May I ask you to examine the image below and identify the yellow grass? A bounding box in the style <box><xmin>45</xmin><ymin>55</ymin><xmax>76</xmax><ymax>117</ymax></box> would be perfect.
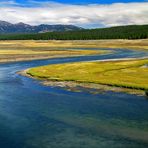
<box><xmin>0</xmin><ymin>41</ymin><xmax>109</xmax><ymax>63</ymax></box>
<box><xmin>0</xmin><ymin>39</ymin><xmax>148</xmax><ymax>50</ymax></box>
<box><xmin>0</xmin><ymin>49</ymin><xmax>106</xmax><ymax>55</ymax></box>
<box><xmin>27</xmin><ymin>59</ymin><xmax>148</xmax><ymax>90</ymax></box>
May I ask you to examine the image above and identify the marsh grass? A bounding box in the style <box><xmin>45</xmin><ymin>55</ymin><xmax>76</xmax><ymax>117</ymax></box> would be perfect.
<box><xmin>27</xmin><ymin>59</ymin><xmax>148</xmax><ymax>91</ymax></box>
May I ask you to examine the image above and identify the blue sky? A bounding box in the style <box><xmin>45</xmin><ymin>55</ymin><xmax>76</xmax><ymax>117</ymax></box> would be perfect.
<box><xmin>15</xmin><ymin>0</ymin><xmax>146</xmax><ymax>5</ymax></box>
<box><xmin>0</xmin><ymin>0</ymin><xmax>148</xmax><ymax>28</ymax></box>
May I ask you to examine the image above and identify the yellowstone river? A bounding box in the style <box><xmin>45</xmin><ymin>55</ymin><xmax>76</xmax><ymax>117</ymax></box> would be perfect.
<box><xmin>0</xmin><ymin>48</ymin><xmax>148</xmax><ymax>148</ymax></box>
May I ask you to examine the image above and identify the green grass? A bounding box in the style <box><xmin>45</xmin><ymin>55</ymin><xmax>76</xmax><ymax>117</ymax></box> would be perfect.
<box><xmin>27</xmin><ymin>59</ymin><xmax>148</xmax><ymax>90</ymax></box>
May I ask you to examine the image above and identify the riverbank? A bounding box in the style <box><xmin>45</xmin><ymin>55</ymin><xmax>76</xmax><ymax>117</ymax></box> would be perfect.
<box><xmin>21</xmin><ymin>58</ymin><xmax>148</xmax><ymax>95</ymax></box>
<box><xmin>19</xmin><ymin>69</ymin><xmax>145</xmax><ymax>96</ymax></box>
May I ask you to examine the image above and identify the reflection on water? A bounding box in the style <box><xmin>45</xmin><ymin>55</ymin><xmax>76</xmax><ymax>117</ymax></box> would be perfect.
<box><xmin>0</xmin><ymin>48</ymin><xmax>148</xmax><ymax>148</ymax></box>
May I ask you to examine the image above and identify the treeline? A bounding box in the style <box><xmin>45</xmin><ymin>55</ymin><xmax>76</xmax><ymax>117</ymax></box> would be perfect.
<box><xmin>0</xmin><ymin>25</ymin><xmax>148</xmax><ymax>40</ymax></box>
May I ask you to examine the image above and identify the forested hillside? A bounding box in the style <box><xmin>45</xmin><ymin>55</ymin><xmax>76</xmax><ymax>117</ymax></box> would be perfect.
<box><xmin>0</xmin><ymin>25</ymin><xmax>147</xmax><ymax>40</ymax></box>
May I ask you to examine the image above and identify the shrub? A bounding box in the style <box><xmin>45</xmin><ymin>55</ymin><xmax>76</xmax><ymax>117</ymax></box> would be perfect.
<box><xmin>145</xmin><ymin>90</ymin><xmax>148</xmax><ymax>96</ymax></box>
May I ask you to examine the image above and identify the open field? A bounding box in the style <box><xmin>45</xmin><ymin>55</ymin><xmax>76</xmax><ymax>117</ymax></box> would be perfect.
<box><xmin>26</xmin><ymin>59</ymin><xmax>148</xmax><ymax>93</ymax></box>
<box><xmin>0</xmin><ymin>41</ymin><xmax>109</xmax><ymax>63</ymax></box>
<box><xmin>0</xmin><ymin>39</ymin><xmax>148</xmax><ymax>50</ymax></box>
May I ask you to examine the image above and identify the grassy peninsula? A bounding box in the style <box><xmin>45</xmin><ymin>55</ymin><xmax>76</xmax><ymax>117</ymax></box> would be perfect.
<box><xmin>26</xmin><ymin>58</ymin><xmax>148</xmax><ymax>93</ymax></box>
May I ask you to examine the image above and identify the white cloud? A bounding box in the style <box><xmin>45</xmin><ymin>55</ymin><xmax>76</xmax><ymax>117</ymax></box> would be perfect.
<box><xmin>0</xmin><ymin>1</ymin><xmax>148</xmax><ymax>28</ymax></box>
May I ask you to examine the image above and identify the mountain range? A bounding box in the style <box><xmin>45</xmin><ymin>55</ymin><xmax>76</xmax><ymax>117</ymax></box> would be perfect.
<box><xmin>0</xmin><ymin>21</ymin><xmax>83</xmax><ymax>34</ymax></box>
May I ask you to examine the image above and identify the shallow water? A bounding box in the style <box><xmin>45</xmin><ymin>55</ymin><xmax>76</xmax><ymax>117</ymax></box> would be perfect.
<box><xmin>0</xmin><ymin>48</ymin><xmax>148</xmax><ymax>148</ymax></box>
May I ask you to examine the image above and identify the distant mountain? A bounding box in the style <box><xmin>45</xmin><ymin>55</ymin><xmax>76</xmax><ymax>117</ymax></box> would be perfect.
<box><xmin>0</xmin><ymin>20</ymin><xmax>83</xmax><ymax>34</ymax></box>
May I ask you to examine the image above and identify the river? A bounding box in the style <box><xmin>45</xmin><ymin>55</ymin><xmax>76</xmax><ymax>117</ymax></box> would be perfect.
<box><xmin>0</xmin><ymin>48</ymin><xmax>148</xmax><ymax>148</ymax></box>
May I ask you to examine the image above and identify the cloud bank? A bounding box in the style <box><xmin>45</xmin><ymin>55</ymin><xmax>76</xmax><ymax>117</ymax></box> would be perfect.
<box><xmin>0</xmin><ymin>1</ymin><xmax>148</xmax><ymax>28</ymax></box>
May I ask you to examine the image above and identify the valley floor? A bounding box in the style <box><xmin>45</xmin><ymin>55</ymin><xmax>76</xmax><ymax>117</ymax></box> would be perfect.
<box><xmin>1</xmin><ymin>39</ymin><xmax>148</xmax><ymax>94</ymax></box>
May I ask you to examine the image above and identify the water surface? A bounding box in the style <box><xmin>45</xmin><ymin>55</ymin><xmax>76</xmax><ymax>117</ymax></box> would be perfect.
<box><xmin>0</xmin><ymin>48</ymin><xmax>148</xmax><ymax>148</ymax></box>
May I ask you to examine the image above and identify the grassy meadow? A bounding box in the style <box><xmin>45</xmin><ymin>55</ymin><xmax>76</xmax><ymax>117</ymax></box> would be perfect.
<box><xmin>0</xmin><ymin>40</ymin><xmax>109</xmax><ymax>63</ymax></box>
<box><xmin>27</xmin><ymin>59</ymin><xmax>148</xmax><ymax>91</ymax></box>
<box><xmin>0</xmin><ymin>39</ymin><xmax>148</xmax><ymax>50</ymax></box>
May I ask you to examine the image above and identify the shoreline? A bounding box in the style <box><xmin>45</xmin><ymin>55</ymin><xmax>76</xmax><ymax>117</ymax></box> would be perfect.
<box><xmin>19</xmin><ymin>56</ymin><xmax>148</xmax><ymax>96</ymax></box>
<box><xmin>0</xmin><ymin>54</ymin><xmax>93</xmax><ymax>64</ymax></box>
<box><xmin>19</xmin><ymin>69</ymin><xmax>146</xmax><ymax>96</ymax></box>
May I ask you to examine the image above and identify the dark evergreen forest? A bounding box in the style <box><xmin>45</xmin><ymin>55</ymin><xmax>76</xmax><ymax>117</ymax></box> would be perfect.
<box><xmin>0</xmin><ymin>25</ymin><xmax>147</xmax><ymax>40</ymax></box>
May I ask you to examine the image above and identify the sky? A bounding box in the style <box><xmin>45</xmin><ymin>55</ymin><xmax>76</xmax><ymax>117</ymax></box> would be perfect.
<box><xmin>14</xmin><ymin>0</ymin><xmax>147</xmax><ymax>4</ymax></box>
<box><xmin>0</xmin><ymin>0</ymin><xmax>148</xmax><ymax>28</ymax></box>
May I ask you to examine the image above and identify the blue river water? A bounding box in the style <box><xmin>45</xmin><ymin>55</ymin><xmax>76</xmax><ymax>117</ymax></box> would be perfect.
<box><xmin>0</xmin><ymin>48</ymin><xmax>148</xmax><ymax>148</ymax></box>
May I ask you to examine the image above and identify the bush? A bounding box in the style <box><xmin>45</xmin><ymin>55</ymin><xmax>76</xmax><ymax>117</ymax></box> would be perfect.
<box><xmin>145</xmin><ymin>90</ymin><xmax>148</xmax><ymax>96</ymax></box>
